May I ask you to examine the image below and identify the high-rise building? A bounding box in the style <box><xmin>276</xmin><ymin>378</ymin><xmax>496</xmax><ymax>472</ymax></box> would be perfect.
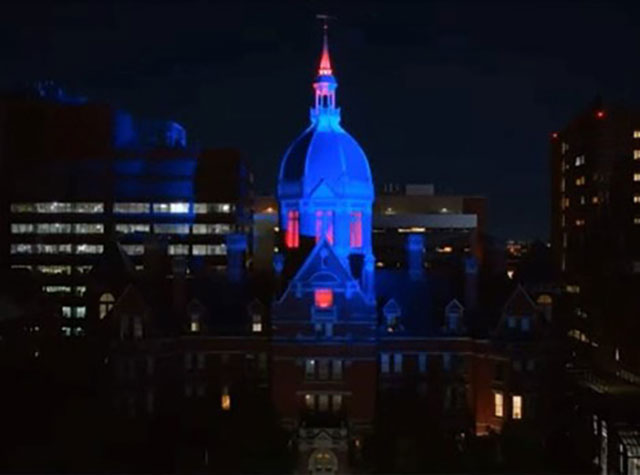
<box><xmin>550</xmin><ymin>100</ymin><xmax>640</xmax><ymax>474</ymax></box>
<box><xmin>0</xmin><ymin>84</ymin><xmax>252</xmax><ymax>335</ymax></box>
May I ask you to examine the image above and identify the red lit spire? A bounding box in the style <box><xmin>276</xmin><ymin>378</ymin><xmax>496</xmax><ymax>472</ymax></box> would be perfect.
<box><xmin>318</xmin><ymin>21</ymin><xmax>333</xmax><ymax>76</ymax></box>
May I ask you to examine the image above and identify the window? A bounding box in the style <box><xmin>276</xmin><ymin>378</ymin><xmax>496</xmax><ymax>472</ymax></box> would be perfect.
<box><xmin>192</xmin><ymin>244</ymin><xmax>226</xmax><ymax>256</ymax></box>
<box><xmin>190</xmin><ymin>311</ymin><xmax>200</xmax><ymax>333</ymax></box>
<box><xmin>314</xmin><ymin>289</ymin><xmax>333</xmax><ymax>309</ymax></box>
<box><xmin>11</xmin><ymin>223</ymin><xmax>34</xmax><ymax>233</ymax></box>
<box><xmin>575</xmin><ymin>155</ymin><xmax>585</xmax><ymax>166</ymax></box>
<box><xmin>318</xmin><ymin>359</ymin><xmax>329</xmax><ymax>380</ymax></box>
<box><xmin>251</xmin><ymin>313</ymin><xmax>262</xmax><ymax>333</ymax></box>
<box><xmin>221</xmin><ymin>386</ymin><xmax>231</xmax><ymax>411</ymax></box>
<box><xmin>635</xmin><ymin>173</ymin><xmax>640</xmax><ymax>182</ymax></box>
<box><xmin>37</xmin><ymin>265</ymin><xmax>71</xmax><ymax>275</ymax></box>
<box><xmin>512</xmin><ymin>395</ymin><xmax>523</xmax><ymax>419</ymax></box>
<box><xmin>115</xmin><ymin>223</ymin><xmax>150</xmax><ymax>233</ymax></box>
<box><xmin>575</xmin><ymin>176</ymin><xmax>586</xmax><ymax>186</ymax></box>
<box><xmin>315</xmin><ymin>210</ymin><xmax>334</xmax><ymax>244</ymax></box>
<box><xmin>75</xmin><ymin>244</ymin><xmax>103</xmax><ymax>254</ymax></box>
<box><xmin>285</xmin><ymin>210</ymin><xmax>299</xmax><ymax>248</ymax></box>
<box><xmin>318</xmin><ymin>394</ymin><xmax>329</xmax><ymax>412</ymax></box>
<box><xmin>418</xmin><ymin>353</ymin><xmax>428</xmax><ymax>373</ymax></box>
<box><xmin>133</xmin><ymin>317</ymin><xmax>143</xmax><ymax>339</ymax></box>
<box><xmin>393</xmin><ymin>353</ymin><xmax>403</xmax><ymax>373</ymax></box>
<box><xmin>152</xmin><ymin>202</ymin><xmax>190</xmax><ymax>214</ymax></box>
<box><xmin>443</xmin><ymin>353</ymin><xmax>451</xmax><ymax>371</ymax></box>
<box><xmin>168</xmin><ymin>244</ymin><xmax>189</xmax><ymax>256</ymax></box>
<box><xmin>192</xmin><ymin>223</ymin><xmax>231</xmax><ymax>235</ymax></box>
<box><xmin>43</xmin><ymin>286</ymin><xmax>72</xmax><ymax>294</ymax></box>
<box><xmin>194</xmin><ymin>203</ymin><xmax>232</xmax><ymax>214</ymax></box>
<box><xmin>494</xmin><ymin>391</ymin><xmax>504</xmax><ymax>417</ymax></box>
<box><xmin>380</xmin><ymin>353</ymin><xmax>390</xmax><ymax>374</ymax></box>
<box><xmin>114</xmin><ymin>202</ymin><xmax>150</xmax><ymax>214</ymax></box>
<box><xmin>10</xmin><ymin>244</ymin><xmax>32</xmax><ymax>254</ymax></box>
<box><xmin>635</xmin><ymin>195</ymin><xmax>640</xmax><ymax>204</ymax></box>
<box><xmin>634</xmin><ymin>131</ymin><xmax>640</xmax><ymax>139</ymax></box>
<box><xmin>332</xmin><ymin>360</ymin><xmax>343</xmax><ymax>380</ymax></box>
<box><xmin>521</xmin><ymin>316</ymin><xmax>531</xmax><ymax>332</ymax></box>
<box><xmin>508</xmin><ymin>316</ymin><xmax>516</xmax><ymax>328</ymax></box>
<box><xmin>74</xmin><ymin>223</ymin><xmax>104</xmax><ymax>234</ymax></box>
<box><xmin>305</xmin><ymin>394</ymin><xmax>315</xmax><ymax>410</ymax></box>
<box><xmin>99</xmin><ymin>293</ymin><xmax>115</xmax><ymax>319</ymax></box>
<box><xmin>305</xmin><ymin>359</ymin><xmax>316</xmax><ymax>379</ymax></box>
<box><xmin>332</xmin><ymin>394</ymin><xmax>342</xmax><ymax>412</ymax></box>
<box><xmin>154</xmin><ymin>223</ymin><xmax>190</xmax><ymax>234</ymax></box>
<box><xmin>12</xmin><ymin>202</ymin><xmax>104</xmax><ymax>213</ymax></box>
<box><xmin>121</xmin><ymin>245</ymin><xmax>144</xmax><ymax>256</ymax></box>
<box><xmin>635</xmin><ymin>150</ymin><xmax>640</xmax><ymax>159</ymax></box>
<box><xmin>635</xmin><ymin>217</ymin><xmax>640</xmax><ymax>225</ymax></box>
<box><xmin>350</xmin><ymin>211</ymin><xmax>363</xmax><ymax>248</ymax></box>
<box><xmin>76</xmin><ymin>265</ymin><xmax>93</xmax><ymax>274</ymax></box>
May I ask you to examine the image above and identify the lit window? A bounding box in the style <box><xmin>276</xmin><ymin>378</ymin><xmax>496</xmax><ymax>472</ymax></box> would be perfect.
<box><xmin>99</xmin><ymin>293</ymin><xmax>115</xmax><ymax>319</ymax></box>
<box><xmin>380</xmin><ymin>353</ymin><xmax>390</xmax><ymax>373</ymax></box>
<box><xmin>315</xmin><ymin>210</ymin><xmax>334</xmax><ymax>244</ymax></box>
<box><xmin>192</xmin><ymin>223</ymin><xmax>231</xmax><ymax>235</ymax></box>
<box><xmin>494</xmin><ymin>391</ymin><xmax>504</xmax><ymax>418</ymax></box>
<box><xmin>285</xmin><ymin>210</ymin><xmax>299</xmax><ymax>248</ymax></box>
<box><xmin>350</xmin><ymin>211</ymin><xmax>363</xmax><ymax>248</ymax></box>
<box><xmin>512</xmin><ymin>395</ymin><xmax>523</xmax><ymax>419</ymax></box>
<box><xmin>592</xmin><ymin>196</ymin><xmax>599</xmax><ymax>204</ymax></box>
<box><xmin>635</xmin><ymin>195</ymin><xmax>640</xmax><ymax>203</ymax></box>
<box><xmin>318</xmin><ymin>394</ymin><xmax>329</xmax><ymax>412</ymax></box>
<box><xmin>190</xmin><ymin>321</ymin><xmax>199</xmax><ymax>333</ymax></box>
<box><xmin>115</xmin><ymin>223</ymin><xmax>150</xmax><ymax>233</ymax></box>
<box><xmin>153</xmin><ymin>203</ymin><xmax>190</xmax><ymax>214</ymax></box>
<box><xmin>154</xmin><ymin>223</ymin><xmax>190</xmax><ymax>234</ymax></box>
<box><xmin>73</xmin><ymin>223</ymin><xmax>104</xmax><ymax>234</ymax></box>
<box><xmin>75</xmin><ymin>307</ymin><xmax>86</xmax><ymax>319</ymax></box>
<box><xmin>305</xmin><ymin>359</ymin><xmax>316</xmax><ymax>379</ymax></box>
<box><xmin>192</xmin><ymin>244</ymin><xmax>227</xmax><ymax>256</ymax></box>
<box><xmin>10</xmin><ymin>244</ymin><xmax>33</xmax><ymax>254</ymax></box>
<box><xmin>634</xmin><ymin>131</ymin><xmax>640</xmax><ymax>139</ymax></box>
<box><xmin>314</xmin><ymin>288</ymin><xmax>333</xmax><ymax>309</ymax></box>
<box><xmin>76</xmin><ymin>265</ymin><xmax>93</xmax><ymax>274</ymax></box>
<box><xmin>113</xmin><ymin>202</ymin><xmax>150</xmax><ymax>214</ymax></box>
<box><xmin>635</xmin><ymin>150</ymin><xmax>640</xmax><ymax>159</ymax></box>
<box><xmin>194</xmin><ymin>203</ymin><xmax>232</xmax><ymax>214</ymax></box>
<box><xmin>305</xmin><ymin>394</ymin><xmax>315</xmax><ymax>410</ymax></box>
<box><xmin>634</xmin><ymin>173</ymin><xmax>640</xmax><ymax>182</ymax></box>
<box><xmin>168</xmin><ymin>244</ymin><xmax>189</xmax><ymax>256</ymax></box>
<box><xmin>75</xmin><ymin>244</ymin><xmax>104</xmax><ymax>254</ymax></box>
<box><xmin>575</xmin><ymin>155</ymin><xmax>585</xmax><ymax>166</ymax></box>
<box><xmin>43</xmin><ymin>286</ymin><xmax>72</xmax><ymax>294</ymax></box>
<box><xmin>634</xmin><ymin>217</ymin><xmax>640</xmax><ymax>225</ymax></box>
<box><xmin>10</xmin><ymin>223</ymin><xmax>34</xmax><ymax>233</ymax></box>
<box><xmin>122</xmin><ymin>245</ymin><xmax>144</xmax><ymax>256</ymax></box>
<box><xmin>251</xmin><ymin>313</ymin><xmax>262</xmax><ymax>333</ymax></box>
<box><xmin>575</xmin><ymin>219</ymin><xmax>585</xmax><ymax>226</ymax></box>
<box><xmin>221</xmin><ymin>386</ymin><xmax>231</xmax><ymax>411</ymax></box>
<box><xmin>37</xmin><ymin>265</ymin><xmax>71</xmax><ymax>275</ymax></box>
<box><xmin>62</xmin><ymin>306</ymin><xmax>72</xmax><ymax>318</ymax></box>
<box><xmin>575</xmin><ymin>176</ymin><xmax>586</xmax><ymax>186</ymax></box>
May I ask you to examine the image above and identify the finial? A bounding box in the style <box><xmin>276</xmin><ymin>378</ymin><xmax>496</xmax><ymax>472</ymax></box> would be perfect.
<box><xmin>316</xmin><ymin>14</ymin><xmax>334</xmax><ymax>76</ymax></box>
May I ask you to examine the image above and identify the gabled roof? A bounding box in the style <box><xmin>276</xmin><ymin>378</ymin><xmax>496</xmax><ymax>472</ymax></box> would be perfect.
<box><xmin>288</xmin><ymin>239</ymin><xmax>354</xmax><ymax>288</ymax></box>
<box><xmin>502</xmin><ymin>285</ymin><xmax>537</xmax><ymax>316</ymax></box>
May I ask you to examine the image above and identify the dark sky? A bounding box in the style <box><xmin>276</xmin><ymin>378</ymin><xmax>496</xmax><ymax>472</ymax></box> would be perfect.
<box><xmin>3</xmin><ymin>0</ymin><xmax>640</xmax><ymax>239</ymax></box>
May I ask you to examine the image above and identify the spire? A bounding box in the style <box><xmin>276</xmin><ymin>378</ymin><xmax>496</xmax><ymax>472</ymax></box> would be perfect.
<box><xmin>318</xmin><ymin>22</ymin><xmax>333</xmax><ymax>76</ymax></box>
<box><xmin>311</xmin><ymin>15</ymin><xmax>339</xmax><ymax>125</ymax></box>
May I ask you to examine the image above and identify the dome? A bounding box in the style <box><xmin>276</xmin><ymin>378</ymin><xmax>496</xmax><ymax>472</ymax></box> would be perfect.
<box><xmin>277</xmin><ymin>121</ymin><xmax>374</xmax><ymax>200</ymax></box>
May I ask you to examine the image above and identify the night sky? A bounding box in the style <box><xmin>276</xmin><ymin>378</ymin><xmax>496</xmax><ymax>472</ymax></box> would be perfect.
<box><xmin>3</xmin><ymin>1</ymin><xmax>640</xmax><ymax>239</ymax></box>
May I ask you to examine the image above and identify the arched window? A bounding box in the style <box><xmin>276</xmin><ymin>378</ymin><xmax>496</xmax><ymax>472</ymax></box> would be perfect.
<box><xmin>99</xmin><ymin>293</ymin><xmax>115</xmax><ymax>319</ymax></box>
<box><xmin>309</xmin><ymin>449</ymin><xmax>338</xmax><ymax>475</ymax></box>
<box><xmin>315</xmin><ymin>210</ymin><xmax>334</xmax><ymax>244</ymax></box>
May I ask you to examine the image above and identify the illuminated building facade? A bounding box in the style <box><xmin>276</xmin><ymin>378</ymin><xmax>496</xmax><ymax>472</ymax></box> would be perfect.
<box><xmin>550</xmin><ymin>100</ymin><xmax>640</xmax><ymax>474</ymax></box>
<box><xmin>0</xmin><ymin>85</ymin><xmax>252</xmax><ymax>336</ymax></box>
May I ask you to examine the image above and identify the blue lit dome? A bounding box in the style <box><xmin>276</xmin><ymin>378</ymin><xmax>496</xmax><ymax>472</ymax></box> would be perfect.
<box><xmin>278</xmin><ymin>121</ymin><xmax>374</xmax><ymax>200</ymax></box>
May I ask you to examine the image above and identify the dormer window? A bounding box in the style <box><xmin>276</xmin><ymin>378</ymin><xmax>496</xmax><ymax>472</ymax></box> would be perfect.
<box><xmin>99</xmin><ymin>293</ymin><xmax>115</xmax><ymax>319</ymax></box>
<box><xmin>190</xmin><ymin>312</ymin><xmax>200</xmax><ymax>333</ymax></box>
<box><xmin>314</xmin><ymin>288</ymin><xmax>333</xmax><ymax>309</ymax></box>
<box><xmin>252</xmin><ymin>313</ymin><xmax>262</xmax><ymax>333</ymax></box>
<box><xmin>445</xmin><ymin>299</ymin><xmax>464</xmax><ymax>333</ymax></box>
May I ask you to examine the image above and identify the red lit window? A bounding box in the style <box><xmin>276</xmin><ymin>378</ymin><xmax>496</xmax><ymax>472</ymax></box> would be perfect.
<box><xmin>350</xmin><ymin>211</ymin><xmax>363</xmax><ymax>248</ymax></box>
<box><xmin>314</xmin><ymin>289</ymin><xmax>333</xmax><ymax>309</ymax></box>
<box><xmin>315</xmin><ymin>210</ymin><xmax>334</xmax><ymax>245</ymax></box>
<box><xmin>285</xmin><ymin>210</ymin><xmax>299</xmax><ymax>248</ymax></box>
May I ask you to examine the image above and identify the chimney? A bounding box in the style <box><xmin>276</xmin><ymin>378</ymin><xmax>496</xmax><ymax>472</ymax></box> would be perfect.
<box><xmin>406</xmin><ymin>233</ymin><xmax>425</xmax><ymax>280</ymax></box>
<box><xmin>226</xmin><ymin>233</ymin><xmax>247</xmax><ymax>282</ymax></box>
<box><xmin>464</xmin><ymin>256</ymin><xmax>478</xmax><ymax>310</ymax></box>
